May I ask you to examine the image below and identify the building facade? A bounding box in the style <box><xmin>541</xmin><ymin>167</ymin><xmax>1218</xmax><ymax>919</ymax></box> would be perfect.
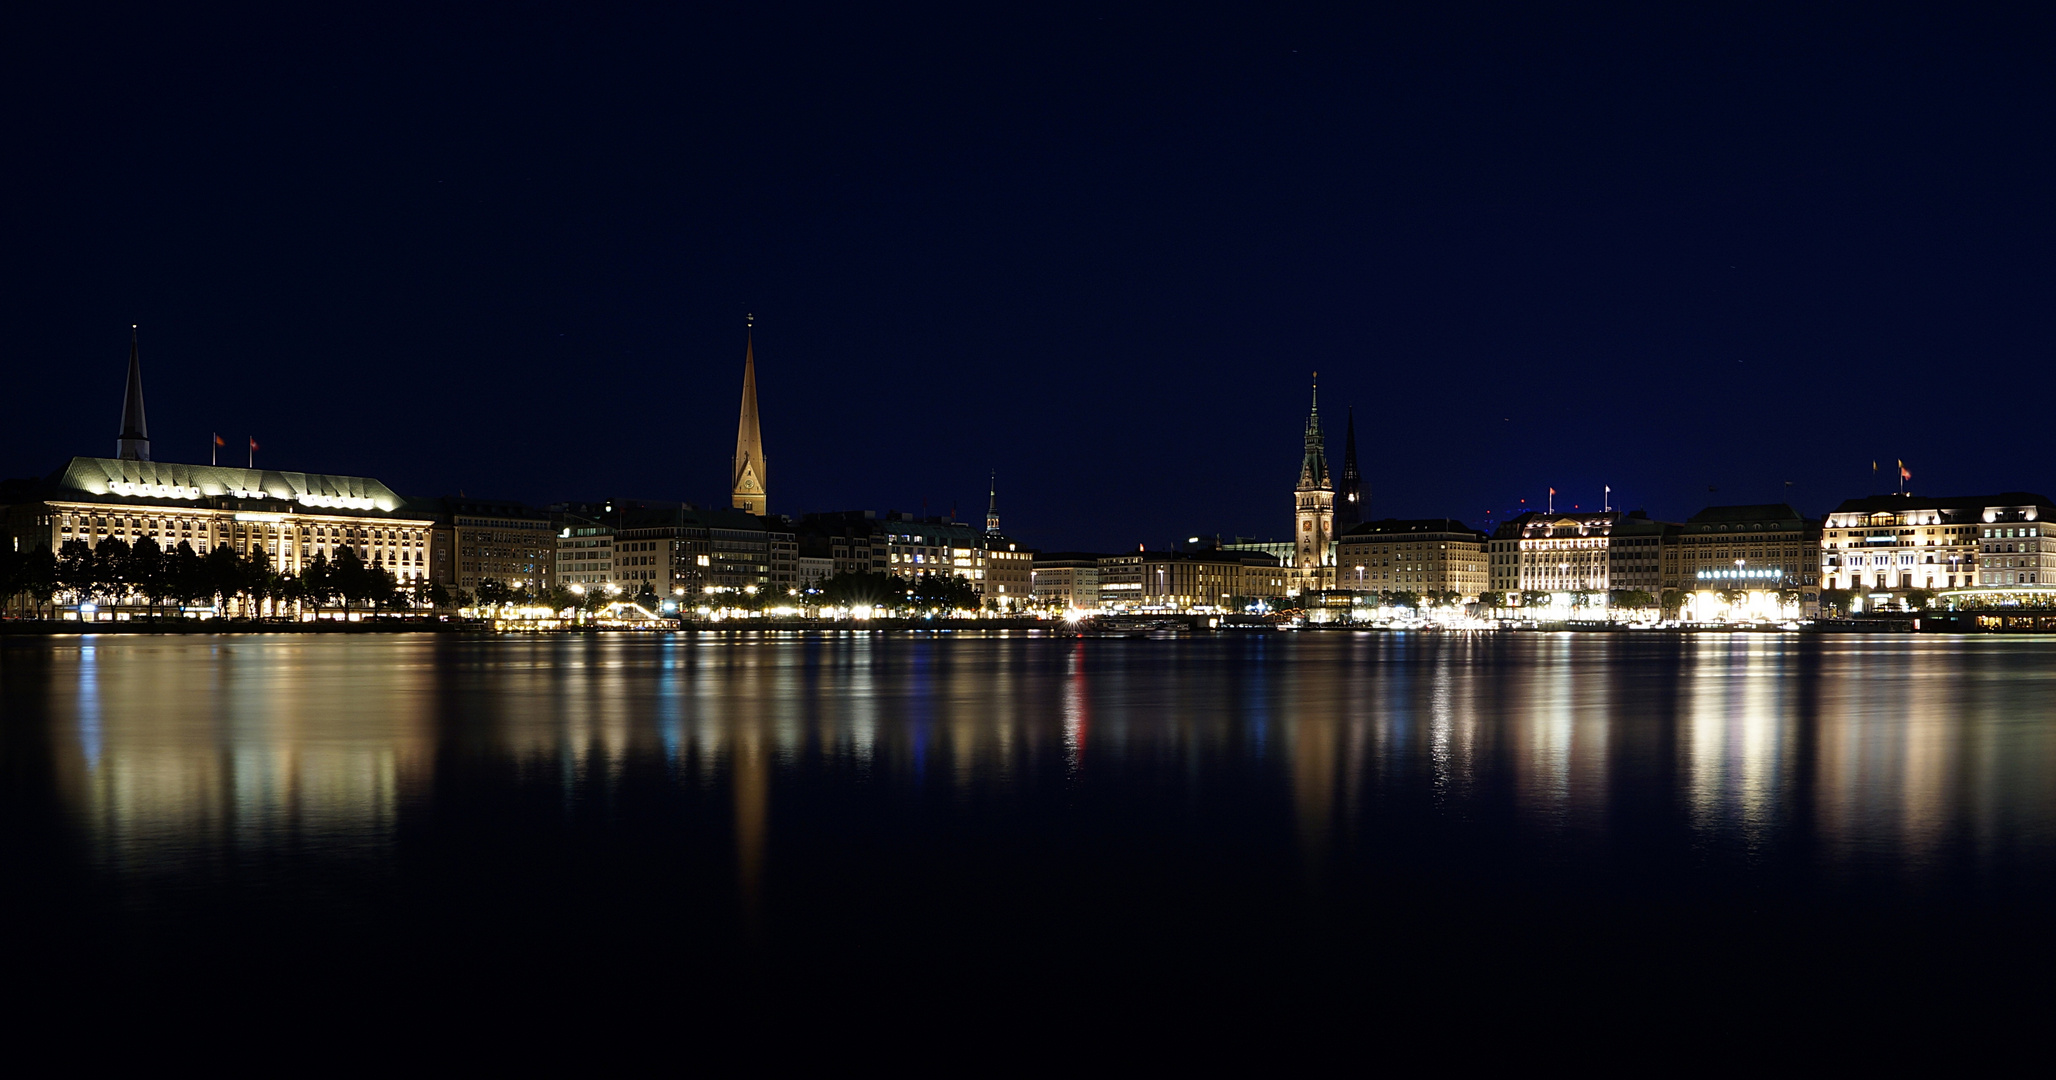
<box><xmin>1492</xmin><ymin>511</ymin><xmax>1639</xmax><ymax>597</ymax></box>
<box><xmin>1091</xmin><ymin>550</ymin><xmax>1286</xmax><ymax>612</ymax></box>
<box><xmin>419</xmin><ymin>497</ymin><xmax>554</xmax><ymax>596</ymax></box>
<box><xmin>1336</xmin><ymin>518</ymin><xmax>1490</xmax><ymax>601</ymax></box>
<box><xmin>1673</xmin><ymin>504</ymin><xmax>1820</xmax><ymax>601</ymax></box>
<box><xmin>1</xmin><ymin>343</ymin><xmax>434</xmax><ymax>615</ymax></box>
<box><xmin>554</xmin><ymin>521</ymin><xmax>615</xmax><ymax>587</ymax></box>
<box><xmin>1821</xmin><ymin>492</ymin><xmax>2054</xmax><ymax>597</ymax></box>
<box><xmin>1607</xmin><ymin>513</ymin><xmax>1675</xmax><ymax>597</ymax></box>
<box><xmin>1031</xmin><ymin>553</ymin><xmax>1103</xmax><ymax>610</ymax></box>
<box><xmin>5</xmin><ymin>458</ymin><xmax>435</xmax><ymax>604</ymax></box>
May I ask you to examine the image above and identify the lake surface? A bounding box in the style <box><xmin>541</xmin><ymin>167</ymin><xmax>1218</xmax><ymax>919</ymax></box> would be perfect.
<box><xmin>4</xmin><ymin>630</ymin><xmax>2053</xmax><ymax>1054</ymax></box>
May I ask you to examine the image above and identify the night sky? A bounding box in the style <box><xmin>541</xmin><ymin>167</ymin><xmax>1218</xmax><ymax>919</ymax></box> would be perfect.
<box><xmin>6</xmin><ymin>6</ymin><xmax>2051</xmax><ymax>551</ymax></box>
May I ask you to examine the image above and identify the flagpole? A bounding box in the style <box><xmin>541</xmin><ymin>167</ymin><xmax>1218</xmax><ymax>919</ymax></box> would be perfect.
<box><xmin>211</xmin><ymin>433</ymin><xmax>217</xmax><ymax>466</ymax></box>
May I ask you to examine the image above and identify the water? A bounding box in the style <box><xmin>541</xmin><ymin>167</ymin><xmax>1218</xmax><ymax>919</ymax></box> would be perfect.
<box><xmin>4</xmin><ymin>631</ymin><xmax>2053</xmax><ymax>1052</ymax></box>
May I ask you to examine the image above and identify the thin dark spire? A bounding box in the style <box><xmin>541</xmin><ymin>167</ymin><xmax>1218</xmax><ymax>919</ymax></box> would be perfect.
<box><xmin>116</xmin><ymin>324</ymin><xmax>151</xmax><ymax>461</ymax></box>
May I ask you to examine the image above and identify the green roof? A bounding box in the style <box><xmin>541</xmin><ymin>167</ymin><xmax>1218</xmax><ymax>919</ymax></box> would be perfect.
<box><xmin>54</xmin><ymin>456</ymin><xmax>410</xmax><ymax>514</ymax></box>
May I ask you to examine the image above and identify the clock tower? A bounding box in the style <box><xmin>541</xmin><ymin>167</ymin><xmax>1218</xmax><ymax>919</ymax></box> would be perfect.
<box><xmin>1294</xmin><ymin>375</ymin><xmax>1334</xmax><ymax>591</ymax></box>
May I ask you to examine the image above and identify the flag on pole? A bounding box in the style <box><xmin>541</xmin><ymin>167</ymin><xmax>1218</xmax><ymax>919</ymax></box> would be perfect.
<box><xmin>212</xmin><ymin>432</ymin><xmax>224</xmax><ymax>465</ymax></box>
<box><xmin>248</xmin><ymin>436</ymin><xmax>259</xmax><ymax>469</ymax></box>
<box><xmin>1899</xmin><ymin>460</ymin><xmax>1911</xmax><ymax>481</ymax></box>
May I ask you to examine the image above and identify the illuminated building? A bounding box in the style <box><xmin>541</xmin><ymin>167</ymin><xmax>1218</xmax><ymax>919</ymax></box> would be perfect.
<box><xmin>796</xmin><ymin>511</ymin><xmax>890</xmax><ymax>576</ymax></box>
<box><xmin>1491</xmin><ymin>511</ymin><xmax>1644</xmax><ymax>598</ymax></box>
<box><xmin>554</xmin><ymin>521</ymin><xmax>614</xmax><ymax>586</ymax></box>
<box><xmin>418</xmin><ymin>496</ymin><xmax>554</xmax><ymax>596</ymax></box>
<box><xmin>1606</xmin><ymin>513</ymin><xmax>1674</xmax><ymax>596</ymax></box>
<box><xmin>878</xmin><ymin>513</ymin><xmax>1025</xmax><ymax>608</ymax></box>
<box><xmin>731</xmin><ymin>326</ymin><xmax>768</xmax><ymax>515</ymax></box>
<box><xmin>1092</xmin><ymin>549</ymin><xmax>1285</xmax><ymax>612</ymax></box>
<box><xmin>1031</xmin><ymin>553</ymin><xmax>1102</xmax><ymax>609</ymax></box>
<box><xmin>1292</xmin><ymin>379</ymin><xmax>1336</xmax><ymax>591</ymax></box>
<box><xmin>1</xmin><ymin>334</ymin><xmax>433</xmax><ymax>616</ymax></box>
<box><xmin>1821</xmin><ymin>492</ymin><xmax>2054</xmax><ymax>598</ymax></box>
<box><xmin>1337</xmin><ymin>518</ymin><xmax>1489</xmax><ymax>600</ymax></box>
<box><xmin>1673</xmin><ymin>504</ymin><xmax>1819</xmax><ymax>593</ymax></box>
<box><xmin>983</xmin><ymin>540</ymin><xmax>1033</xmax><ymax>610</ymax></box>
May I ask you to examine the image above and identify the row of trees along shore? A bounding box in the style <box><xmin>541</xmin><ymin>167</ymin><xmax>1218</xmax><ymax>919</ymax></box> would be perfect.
<box><xmin>0</xmin><ymin>538</ymin><xmax>453</xmax><ymax>618</ymax></box>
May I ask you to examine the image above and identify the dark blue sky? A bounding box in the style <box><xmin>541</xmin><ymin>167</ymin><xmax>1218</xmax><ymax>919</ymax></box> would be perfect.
<box><xmin>5</xmin><ymin>5</ymin><xmax>2051</xmax><ymax>550</ymax></box>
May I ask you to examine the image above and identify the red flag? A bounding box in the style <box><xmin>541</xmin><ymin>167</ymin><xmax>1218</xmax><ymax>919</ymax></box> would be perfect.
<box><xmin>249</xmin><ymin>437</ymin><xmax>260</xmax><ymax>451</ymax></box>
<box><xmin>1899</xmin><ymin>461</ymin><xmax>1911</xmax><ymax>481</ymax></box>
<box><xmin>213</xmin><ymin>433</ymin><xmax>225</xmax><ymax>447</ymax></box>
<box><xmin>1548</xmin><ymin>487</ymin><xmax>1555</xmax><ymax>496</ymax></box>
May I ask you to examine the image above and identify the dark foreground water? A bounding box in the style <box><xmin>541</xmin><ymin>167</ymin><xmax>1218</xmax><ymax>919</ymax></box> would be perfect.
<box><xmin>4</xmin><ymin>631</ymin><xmax>2054</xmax><ymax>1058</ymax></box>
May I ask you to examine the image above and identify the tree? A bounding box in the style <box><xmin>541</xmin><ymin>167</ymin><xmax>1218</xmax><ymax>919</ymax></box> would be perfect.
<box><xmin>475</xmin><ymin>578</ymin><xmax>511</xmax><ymax>613</ymax></box>
<box><xmin>24</xmin><ymin>543</ymin><xmax>58</xmax><ymax>617</ymax></box>
<box><xmin>299</xmin><ymin>551</ymin><xmax>335</xmax><ymax>614</ymax></box>
<box><xmin>331</xmin><ymin>547</ymin><xmax>371</xmax><ymax>613</ymax></box>
<box><xmin>425</xmin><ymin>579</ymin><xmax>453</xmax><ymax>610</ymax></box>
<box><xmin>1660</xmin><ymin>589</ymin><xmax>1688</xmax><ymax>619</ymax></box>
<box><xmin>908</xmin><ymin>572</ymin><xmax>977</xmax><ymax>612</ymax></box>
<box><xmin>242</xmin><ymin>548</ymin><xmax>280</xmax><ymax>617</ymax></box>
<box><xmin>56</xmin><ymin>539</ymin><xmax>96</xmax><ymax>605</ymax></box>
<box><xmin>1904</xmin><ymin>588</ymin><xmax>1936</xmax><ymax>611</ymax></box>
<box><xmin>818</xmin><ymin>570</ymin><xmax>906</xmax><ymax>608</ymax></box>
<box><xmin>202</xmin><ymin>544</ymin><xmax>245</xmax><ymax>614</ymax></box>
<box><xmin>1611</xmin><ymin>589</ymin><xmax>1657</xmax><ymax>611</ymax></box>
<box><xmin>365</xmin><ymin>567</ymin><xmax>401</xmax><ymax>612</ymax></box>
<box><xmin>1477</xmin><ymin>590</ymin><xmax>1508</xmax><ymax>610</ymax></box>
<box><xmin>95</xmin><ymin>537</ymin><xmax>132</xmax><ymax>605</ymax></box>
<box><xmin>126</xmin><ymin>536</ymin><xmax>168</xmax><ymax>615</ymax></box>
<box><xmin>167</xmin><ymin>541</ymin><xmax>206</xmax><ymax>611</ymax></box>
<box><xmin>1384</xmin><ymin>590</ymin><xmax>1422</xmax><ymax>610</ymax></box>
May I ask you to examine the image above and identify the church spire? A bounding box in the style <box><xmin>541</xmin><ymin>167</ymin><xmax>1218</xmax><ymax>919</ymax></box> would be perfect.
<box><xmin>1335</xmin><ymin>405</ymin><xmax>1364</xmax><ymax>529</ymax></box>
<box><xmin>116</xmin><ymin>324</ymin><xmax>150</xmax><ymax>461</ymax></box>
<box><xmin>985</xmin><ymin>471</ymin><xmax>1001</xmax><ymax>534</ymax></box>
<box><xmin>1297</xmin><ymin>373</ymin><xmax>1329</xmax><ymax>491</ymax></box>
<box><xmin>731</xmin><ymin>316</ymin><xmax>767</xmax><ymax>515</ymax></box>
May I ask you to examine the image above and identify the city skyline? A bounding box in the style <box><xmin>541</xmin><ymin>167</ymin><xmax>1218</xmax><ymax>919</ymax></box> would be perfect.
<box><xmin>4</xmin><ymin>8</ymin><xmax>2051</xmax><ymax>552</ymax></box>
<box><xmin>6</xmin><ymin>324</ymin><xmax>2029</xmax><ymax>552</ymax></box>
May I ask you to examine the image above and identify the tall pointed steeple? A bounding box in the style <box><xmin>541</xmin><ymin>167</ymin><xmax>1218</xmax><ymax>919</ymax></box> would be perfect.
<box><xmin>116</xmin><ymin>325</ymin><xmax>150</xmax><ymax>461</ymax></box>
<box><xmin>985</xmin><ymin>471</ymin><xmax>1001</xmax><ymax>534</ymax></box>
<box><xmin>1293</xmin><ymin>373</ymin><xmax>1334</xmax><ymax>586</ymax></box>
<box><xmin>731</xmin><ymin>317</ymin><xmax>767</xmax><ymax>515</ymax></box>
<box><xmin>1335</xmin><ymin>405</ymin><xmax>1364</xmax><ymax>530</ymax></box>
<box><xmin>1297</xmin><ymin>376</ymin><xmax>1330</xmax><ymax>490</ymax></box>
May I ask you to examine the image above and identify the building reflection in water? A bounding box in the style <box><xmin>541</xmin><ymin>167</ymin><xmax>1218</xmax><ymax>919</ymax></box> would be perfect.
<box><xmin>14</xmin><ymin>632</ymin><xmax>2056</xmax><ymax>898</ymax></box>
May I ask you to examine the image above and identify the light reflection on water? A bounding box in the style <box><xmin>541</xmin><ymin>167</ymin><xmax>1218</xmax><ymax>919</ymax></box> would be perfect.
<box><xmin>9</xmin><ymin>631</ymin><xmax>2056</xmax><ymax>897</ymax></box>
